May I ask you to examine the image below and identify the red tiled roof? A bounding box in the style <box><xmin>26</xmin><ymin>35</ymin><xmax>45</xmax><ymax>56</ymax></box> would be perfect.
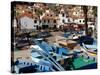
<box><xmin>42</xmin><ymin>16</ymin><xmax>58</xmax><ymax>20</ymax></box>
<box><xmin>16</xmin><ymin>11</ymin><xmax>39</xmax><ymax>19</ymax></box>
<box><xmin>42</xmin><ymin>12</ymin><xmax>58</xmax><ymax>20</ymax></box>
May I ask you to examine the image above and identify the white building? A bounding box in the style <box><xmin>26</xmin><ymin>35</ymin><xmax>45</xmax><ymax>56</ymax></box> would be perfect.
<box><xmin>77</xmin><ymin>18</ymin><xmax>85</xmax><ymax>25</ymax></box>
<box><xmin>58</xmin><ymin>9</ymin><xmax>70</xmax><ymax>26</ymax></box>
<box><xmin>20</xmin><ymin>16</ymin><xmax>36</xmax><ymax>30</ymax></box>
<box><xmin>19</xmin><ymin>12</ymin><xmax>40</xmax><ymax>32</ymax></box>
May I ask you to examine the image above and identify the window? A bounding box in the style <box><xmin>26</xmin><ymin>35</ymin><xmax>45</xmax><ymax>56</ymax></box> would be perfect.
<box><xmin>44</xmin><ymin>20</ymin><xmax>46</xmax><ymax>23</ymax></box>
<box><xmin>66</xmin><ymin>15</ymin><xmax>68</xmax><ymax>18</ymax></box>
<box><xmin>91</xmin><ymin>24</ymin><xmax>92</xmax><ymax>25</ymax></box>
<box><xmin>62</xmin><ymin>13</ymin><xmax>65</xmax><ymax>17</ymax></box>
<box><xmin>79</xmin><ymin>20</ymin><xmax>81</xmax><ymax>23</ymax></box>
<box><xmin>27</xmin><ymin>63</ymin><xmax>29</xmax><ymax>65</ymax></box>
<box><xmin>34</xmin><ymin>20</ymin><xmax>37</xmax><ymax>23</ymax></box>
<box><xmin>31</xmin><ymin>63</ymin><xmax>32</xmax><ymax>66</ymax></box>
<box><xmin>35</xmin><ymin>18</ymin><xmax>37</xmax><ymax>19</ymax></box>
<box><xmin>24</xmin><ymin>62</ymin><xmax>25</xmax><ymax>64</ymax></box>
<box><xmin>34</xmin><ymin>9</ymin><xmax>36</xmax><ymax>12</ymax></box>
<box><xmin>68</xmin><ymin>19</ymin><xmax>70</xmax><ymax>22</ymax></box>
<box><xmin>83</xmin><ymin>20</ymin><xmax>85</xmax><ymax>22</ymax></box>
<box><xmin>62</xmin><ymin>19</ymin><xmax>65</xmax><ymax>23</ymax></box>
<box><xmin>47</xmin><ymin>14</ymin><xmax>49</xmax><ymax>16</ymax></box>
<box><xmin>54</xmin><ymin>20</ymin><xmax>56</xmax><ymax>23</ymax></box>
<box><xmin>48</xmin><ymin>20</ymin><xmax>50</xmax><ymax>23</ymax></box>
<box><xmin>40</xmin><ymin>20</ymin><xmax>41</xmax><ymax>23</ymax></box>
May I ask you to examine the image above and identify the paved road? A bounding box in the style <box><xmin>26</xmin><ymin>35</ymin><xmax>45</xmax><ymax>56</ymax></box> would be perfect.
<box><xmin>14</xmin><ymin>49</ymin><xmax>32</xmax><ymax>62</ymax></box>
<box><xmin>47</xmin><ymin>31</ymin><xmax>63</xmax><ymax>43</ymax></box>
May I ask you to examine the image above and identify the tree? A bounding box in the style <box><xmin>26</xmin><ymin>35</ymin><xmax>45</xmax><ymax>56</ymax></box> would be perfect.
<box><xmin>35</xmin><ymin>9</ymin><xmax>44</xmax><ymax>16</ymax></box>
<box><xmin>82</xmin><ymin>6</ymin><xmax>88</xmax><ymax>35</ymax></box>
<box><xmin>92</xmin><ymin>6</ymin><xmax>97</xmax><ymax>39</ymax></box>
<box><xmin>93</xmin><ymin>6</ymin><xmax>97</xmax><ymax>17</ymax></box>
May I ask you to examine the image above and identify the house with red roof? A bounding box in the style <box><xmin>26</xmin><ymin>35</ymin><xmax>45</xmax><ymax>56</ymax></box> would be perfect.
<box><xmin>40</xmin><ymin>10</ymin><xmax>59</xmax><ymax>29</ymax></box>
<box><xmin>19</xmin><ymin>11</ymin><xmax>40</xmax><ymax>32</ymax></box>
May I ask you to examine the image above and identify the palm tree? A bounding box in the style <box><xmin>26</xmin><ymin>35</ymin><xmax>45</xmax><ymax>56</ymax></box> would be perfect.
<box><xmin>82</xmin><ymin>6</ymin><xmax>88</xmax><ymax>35</ymax></box>
<box><xmin>93</xmin><ymin>6</ymin><xmax>97</xmax><ymax>17</ymax></box>
<box><xmin>92</xmin><ymin>6</ymin><xmax>97</xmax><ymax>39</ymax></box>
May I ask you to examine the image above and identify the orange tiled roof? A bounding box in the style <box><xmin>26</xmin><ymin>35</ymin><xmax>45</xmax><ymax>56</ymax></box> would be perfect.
<box><xmin>42</xmin><ymin>10</ymin><xmax>59</xmax><ymax>20</ymax></box>
<box><xmin>16</xmin><ymin>11</ymin><xmax>39</xmax><ymax>19</ymax></box>
<box><xmin>42</xmin><ymin>16</ymin><xmax>58</xmax><ymax>20</ymax></box>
